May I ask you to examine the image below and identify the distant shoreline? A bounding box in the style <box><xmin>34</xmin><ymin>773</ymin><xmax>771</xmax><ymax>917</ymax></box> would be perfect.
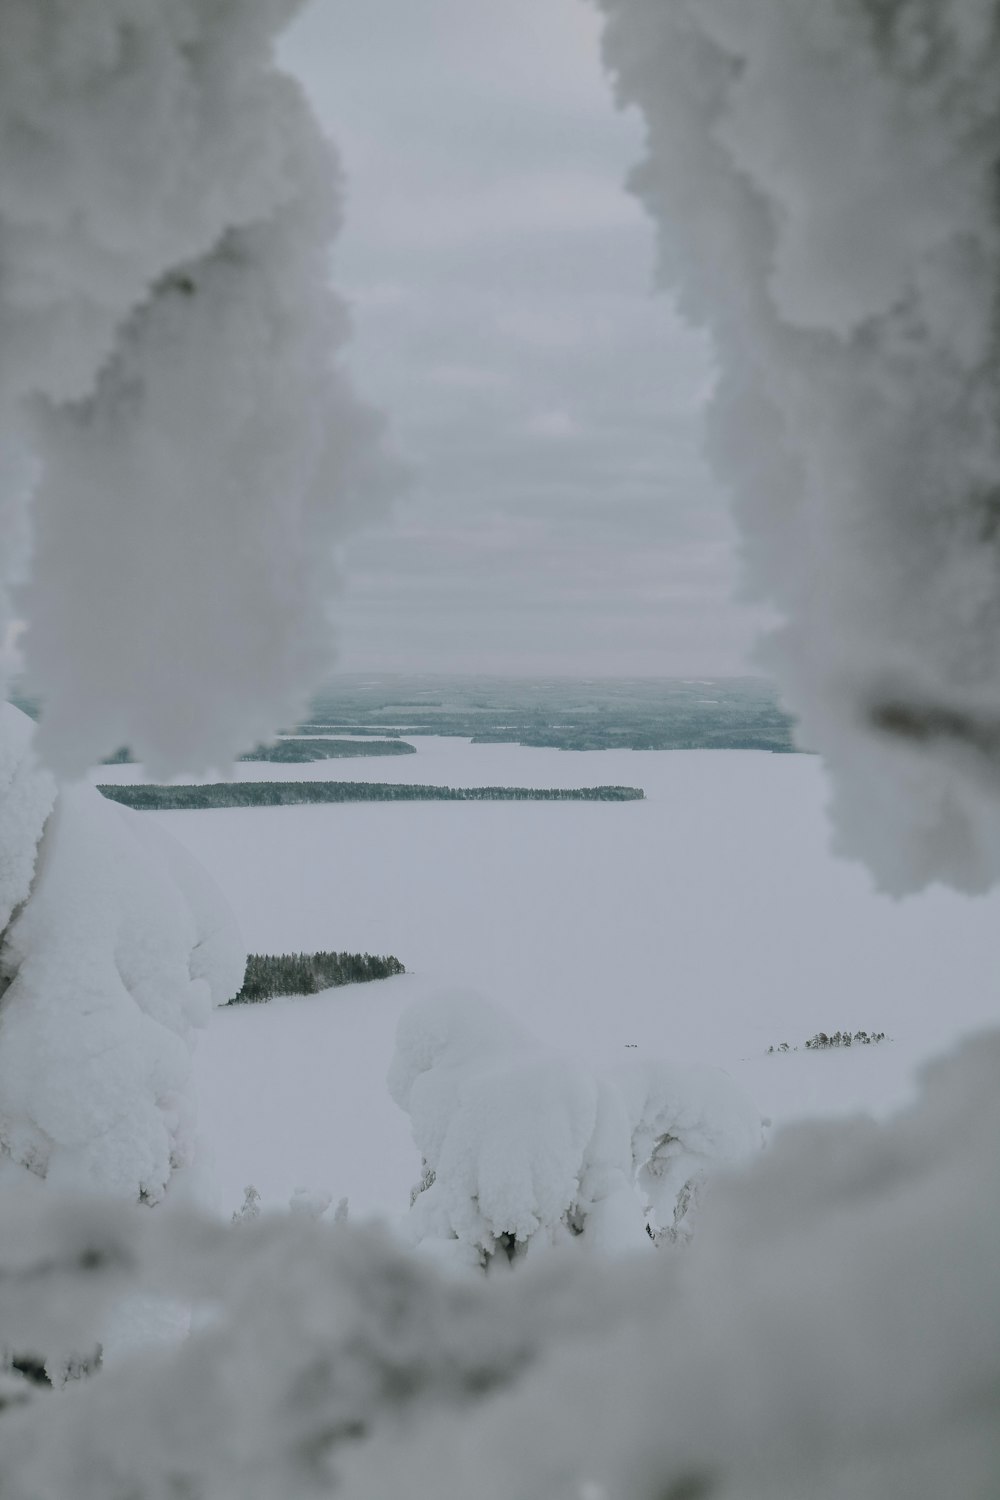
<box><xmin>293</xmin><ymin>675</ymin><xmax>798</xmax><ymax>754</ymax></box>
<box><xmin>10</xmin><ymin>674</ymin><xmax>800</xmax><ymax>756</ymax></box>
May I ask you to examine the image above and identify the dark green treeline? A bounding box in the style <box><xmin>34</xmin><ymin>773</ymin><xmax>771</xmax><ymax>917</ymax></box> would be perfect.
<box><xmin>99</xmin><ymin>782</ymin><xmax>646</xmax><ymax>809</ymax></box>
<box><xmin>231</xmin><ymin>950</ymin><xmax>405</xmax><ymax>1004</ymax></box>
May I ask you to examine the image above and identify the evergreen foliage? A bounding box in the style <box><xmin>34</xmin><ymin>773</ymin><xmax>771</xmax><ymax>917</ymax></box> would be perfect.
<box><xmin>230</xmin><ymin>949</ymin><xmax>405</xmax><ymax>1004</ymax></box>
<box><xmin>98</xmin><ymin>782</ymin><xmax>645</xmax><ymax>810</ymax></box>
<box><xmin>804</xmin><ymin>1029</ymin><xmax>887</xmax><ymax>1050</ymax></box>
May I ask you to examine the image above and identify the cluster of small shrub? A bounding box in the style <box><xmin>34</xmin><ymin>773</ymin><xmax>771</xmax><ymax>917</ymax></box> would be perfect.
<box><xmin>98</xmin><ymin>782</ymin><xmax>645</xmax><ymax>810</ymax></box>
<box><xmin>767</xmin><ymin>1030</ymin><xmax>887</xmax><ymax>1054</ymax></box>
<box><xmin>230</xmin><ymin>950</ymin><xmax>405</xmax><ymax>1004</ymax></box>
<box><xmin>805</xmin><ymin>1030</ymin><xmax>887</xmax><ymax>1049</ymax></box>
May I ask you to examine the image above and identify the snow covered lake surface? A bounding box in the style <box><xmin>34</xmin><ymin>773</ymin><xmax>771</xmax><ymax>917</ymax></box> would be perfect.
<box><xmin>104</xmin><ymin>738</ymin><xmax>1000</xmax><ymax>1224</ymax></box>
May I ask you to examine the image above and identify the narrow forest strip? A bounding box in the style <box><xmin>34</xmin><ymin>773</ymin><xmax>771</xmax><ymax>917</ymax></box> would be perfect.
<box><xmin>98</xmin><ymin>781</ymin><xmax>646</xmax><ymax>809</ymax></box>
<box><xmin>239</xmin><ymin>738</ymin><xmax>416</xmax><ymax>761</ymax></box>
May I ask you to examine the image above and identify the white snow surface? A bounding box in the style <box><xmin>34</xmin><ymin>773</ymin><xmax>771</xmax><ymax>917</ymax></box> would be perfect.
<box><xmin>112</xmin><ymin>736</ymin><xmax>1000</xmax><ymax>1221</ymax></box>
<box><xmin>598</xmin><ymin>0</ymin><xmax>1000</xmax><ymax>893</ymax></box>
<box><xmin>0</xmin><ymin>706</ymin><xmax>245</xmax><ymax>1200</ymax></box>
<box><xmin>0</xmin><ymin>0</ymin><xmax>396</xmax><ymax>775</ymax></box>
<box><xmin>2</xmin><ymin>740</ymin><xmax>998</xmax><ymax>1495</ymax></box>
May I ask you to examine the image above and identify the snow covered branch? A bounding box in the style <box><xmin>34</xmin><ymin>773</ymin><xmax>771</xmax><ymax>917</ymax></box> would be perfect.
<box><xmin>1</xmin><ymin>1030</ymin><xmax>997</xmax><ymax>1498</ymax></box>
<box><xmin>0</xmin><ymin>0</ymin><xmax>397</xmax><ymax>775</ymax></box>
<box><xmin>598</xmin><ymin>0</ymin><xmax>1000</xmax><ymax>892</ymax></box>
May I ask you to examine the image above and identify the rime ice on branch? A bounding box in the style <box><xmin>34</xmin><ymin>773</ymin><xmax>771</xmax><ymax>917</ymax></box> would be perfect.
<box><xmin>1</xmin><ymin>1030</ymin><xmax>998</xmax><ymax>1499</ymax></box>
<box><xmin>599</xmin><ymin>0</ymin><xmax>1000</xmax><ymax>892</ymax></box>
<box><xmin>0</xmin><ymin>0</ymin><xmax>397</xmax><ymax>776</ymax></box>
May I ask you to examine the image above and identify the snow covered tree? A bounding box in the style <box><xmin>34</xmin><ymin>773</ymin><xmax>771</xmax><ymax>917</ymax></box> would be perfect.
<box><xmin>0</xmin><ymin>716</ymin><xmax>245</xmax><ymax>1201</ymax></box>
<box><xmin>388</xmin><ymin>991</ymin><xmax>762</xmax><ymax>1266</ymax></box>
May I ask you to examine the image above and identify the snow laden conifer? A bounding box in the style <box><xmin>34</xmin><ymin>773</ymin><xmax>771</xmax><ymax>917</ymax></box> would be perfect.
<box><xmin>388</xmin><ymin>992</ymin><xmax>761</xmax><ymax>1266</ymax></box>
<box><xmin>0</xmin><ymin>703</ymin><xmax>245</xmax><ymax>1202</ymax></box>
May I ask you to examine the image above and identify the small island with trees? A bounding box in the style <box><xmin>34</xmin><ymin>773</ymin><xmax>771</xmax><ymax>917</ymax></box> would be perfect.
<box><xmin>230</xmin><ymin>949</ymin><xmax>406</xmax><ymax>1003</ymax></box>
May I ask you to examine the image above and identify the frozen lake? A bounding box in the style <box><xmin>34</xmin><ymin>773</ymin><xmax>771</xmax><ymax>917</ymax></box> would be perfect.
<box><xmin>132</xmin><ymin>739</ymin><xmax>1000</xmax><ymax>1220</ymax></box>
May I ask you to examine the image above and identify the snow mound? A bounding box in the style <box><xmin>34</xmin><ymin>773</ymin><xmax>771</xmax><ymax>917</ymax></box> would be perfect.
<box><xmin>0</xmin><ymin>706</ymin><xmax>244</xmax><ymax>1200</ymax></box>
<box><xmin>389</xmin><ymin>991</ymin><xmax>761</xmax><ymax>1263</ymax></box>
<box><xmin>599</xmin><ymin>0</ymin><xmax>1000</xmax><ymax>892</ymax></box>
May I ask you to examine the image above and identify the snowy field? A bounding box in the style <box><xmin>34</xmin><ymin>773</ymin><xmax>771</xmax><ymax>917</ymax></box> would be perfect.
<box><xmin>114</xmin><ymin>738</ymin><xmax>1000</xmax><ymax>1224</ymax></box>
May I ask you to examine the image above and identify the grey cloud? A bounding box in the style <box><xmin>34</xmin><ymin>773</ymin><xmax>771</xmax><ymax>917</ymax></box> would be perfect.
<box><xmin>281</xmin><ymin>0</ymin><xmax>769</xmax><ymax>675</ymax></box>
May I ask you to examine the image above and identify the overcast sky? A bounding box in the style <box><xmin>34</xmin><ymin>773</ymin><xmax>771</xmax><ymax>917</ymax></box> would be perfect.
<box><xmin>280</xmin><ymin>0</ymin><xmax>773</xmax><ymax>677</ymax></box>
